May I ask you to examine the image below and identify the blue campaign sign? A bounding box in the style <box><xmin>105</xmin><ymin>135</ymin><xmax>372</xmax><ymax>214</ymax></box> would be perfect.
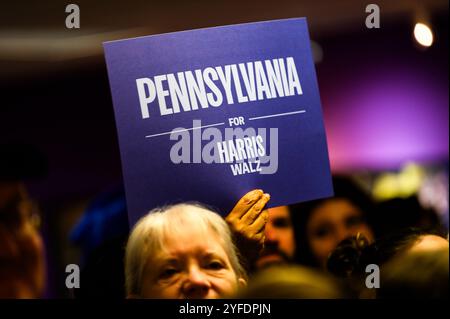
<box><xmin>103</xmin><ymin>18</ymin><xmax>333</xmax><ymax>226</ymax></box>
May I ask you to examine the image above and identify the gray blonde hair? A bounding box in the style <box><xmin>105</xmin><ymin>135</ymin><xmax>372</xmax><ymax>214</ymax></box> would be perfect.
<box><xmin>125</xmin><ymin>203</ymin><xmax>246</xmax><ymax>296</ymax></box>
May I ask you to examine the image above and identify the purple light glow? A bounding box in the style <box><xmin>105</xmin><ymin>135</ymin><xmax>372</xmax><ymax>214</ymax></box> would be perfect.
<box><xmin>322</xmin><ymin>67</ymin><xmax>449</xmax><ymax>172</ymax></box>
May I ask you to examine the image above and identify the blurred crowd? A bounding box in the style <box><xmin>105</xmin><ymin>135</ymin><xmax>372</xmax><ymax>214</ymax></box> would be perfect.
<box><xmin>0</xmin><ymin>143</ymin><xmax>448</xmax><ymax>299</ymax></box>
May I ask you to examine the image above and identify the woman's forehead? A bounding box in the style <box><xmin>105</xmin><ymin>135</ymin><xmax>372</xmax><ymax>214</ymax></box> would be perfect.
<box><xmin>156</xmin><ymin>219</ymin><xmax>222</xmax><ymax>253</ymax></box>
<box><xmin>308</xmin><ymin>199</ymin><xmax>363</xmax><ymax>225</ymax></box>
<box><xmin>151</xmin><ymin>237</ymin><xmax>228</xmax><ymax>267</ymax></box>
<box><xmin>163</xmin><ymin>224</ymin><xmax>220</xmax><ymax>247</ymax></box>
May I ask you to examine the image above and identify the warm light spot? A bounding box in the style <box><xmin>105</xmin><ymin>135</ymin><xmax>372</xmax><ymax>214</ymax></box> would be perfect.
<box><xmin>414</xmin><ymin>23</ymin><xmax>434</xmax><ymax>47</ymax></box>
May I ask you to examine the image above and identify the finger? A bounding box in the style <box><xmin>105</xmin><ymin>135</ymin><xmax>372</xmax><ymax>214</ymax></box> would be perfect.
<box><xmin>249</xmin><ymin>209</ymin><xmax>269</xmax><ymax>235</ymax></box>
<box><xmin>241</xmin><ymin>193</ymin><xmax>270</xmax><ymax>225</ymax></box>
<box><xmin>249</xmin><ymin>232</ymin><xmax>265</xmax><ymax>243</ymax></box>
<box><xmin>227</xmin><ymin>189</ymin><xmax>263</xmax><ymax>221</ymax></box>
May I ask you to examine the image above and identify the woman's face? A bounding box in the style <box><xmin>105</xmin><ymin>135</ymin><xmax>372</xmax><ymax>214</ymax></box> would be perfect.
<box><xmin>139</xmin><ymin>225</ymin><xmax>245</xmax><ymax>299</ymax></box>
<box><xmin>306</xmin><ymin>198</ymin><xmax>374</xmax><ymax>269</ymax></box>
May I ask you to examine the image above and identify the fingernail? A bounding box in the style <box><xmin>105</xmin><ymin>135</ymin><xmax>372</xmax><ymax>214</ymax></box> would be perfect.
<box><xmin>264</xmin><ymin>193</ymin><xmax>271</xmax><ymax>199</ymax></box>
<box><xmin>253</xmin><ymin>189</ymin><xmax>264</xmax><ymax>197</ymax></box>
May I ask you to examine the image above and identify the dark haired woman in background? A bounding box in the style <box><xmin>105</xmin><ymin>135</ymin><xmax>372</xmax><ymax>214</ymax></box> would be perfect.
<box><xmin>290</xmin><ymin>176</ymin><xmax>376</xmax><ymax>270</ymax></box>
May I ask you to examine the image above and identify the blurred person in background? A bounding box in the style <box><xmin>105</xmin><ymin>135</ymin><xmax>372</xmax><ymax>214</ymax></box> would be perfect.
<box><xmin>253</xmin><ymin>205</ymin><xmax>296</xmax><ymax>270</ymax></box>
<box><xmin>0</xmin><ymin>143</ymin><xmax>47</xmax><ymax>298</ymax></box>
<box><xmin>290</xmin><ymin>176</ymin><xmax>376</xmax><ymax>270</ymax></box>
<box><xmin>70</xmin><ymin>184</ymin><xmax>129</xmax><ymax>298</ymax></box>
<box><xmin>326</xmin><ymin>228</ymin><xmax>449</xmax><ymax>298</ymax></box>
<box><xmin>360</xmin><ymin>228</ymin><xmax>448</xmax><ymax>266</ymax></box>
<box><xmin>372</xmin><ymin>196</ymin><xmax>446</xmax><ymax>240</ymax></box>
<box><xmin>325</xmin><ymin>233</ymin><xmax>373</xmax><ymax>298</ymax></box>
<box><xmin>236</xmin><ymin>264</ymin><xmax>349</xmax><ymax>299</ymax></box>
<box><xmin>378</xmin><ymin>246</ymin><xmax>448</xmax><ymax>299</ymax></box>
<box><xmin>387</xmin><ymin>230</ymin><xmax>449</xmax><ymax>298</ymax></box>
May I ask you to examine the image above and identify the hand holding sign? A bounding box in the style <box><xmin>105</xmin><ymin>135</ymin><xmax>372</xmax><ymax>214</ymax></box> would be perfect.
<box><xmin>226</xmin><ymin>189</ymin><xmax>270</xmax><ymax>270</ymax></box>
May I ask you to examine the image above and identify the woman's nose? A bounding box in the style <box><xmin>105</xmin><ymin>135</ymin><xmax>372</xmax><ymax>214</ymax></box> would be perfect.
<box><xmin>336</xmin><ymin>226</ymin><xmax>355</xmax><ymax>244</ymax></box>
<box><xmin>264</xmin><ymin>225</ymin><xmax>279</xmax><ymax>243</ymax></box>
<box><xmin>182</xmin><ymin>266</ymin><xmax>211</xmax><ymax>298</ymax></box>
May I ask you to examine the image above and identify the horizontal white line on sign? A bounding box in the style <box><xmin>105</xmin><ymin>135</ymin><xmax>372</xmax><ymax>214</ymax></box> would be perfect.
<box><xmin>145</xmin><ymin>122</ymin><xmax>225</xmax><ymax>138</ymax></box>
<box><xmin>248</xmin><ymin>110</ymin><xmax>306</xmax><ymax>121</ymax></box>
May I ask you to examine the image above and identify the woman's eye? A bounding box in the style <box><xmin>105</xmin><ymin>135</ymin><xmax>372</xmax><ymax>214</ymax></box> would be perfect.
<box><xmin>160</xmin><ymin>268</ymin><xmax>178</xmax><ymax>279</ymax></box>
<box><xmin>314</xmin><ymin>226</ymin><xmax>331</xmax><ymax>238</ymax></box>
<box><xmin>346</xmin><ymin>215</ymin><xmax>363</xmax><ymax>227</ymax></box>
<box><xmin>272</xmin><ymin>217</ymin><xmax>291</xmax><ymax>228</ymax></box>
<box><xmin>207</xmin><ymin>261</ymin><xmax>224</xmax><ymax>270</ymax></box>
